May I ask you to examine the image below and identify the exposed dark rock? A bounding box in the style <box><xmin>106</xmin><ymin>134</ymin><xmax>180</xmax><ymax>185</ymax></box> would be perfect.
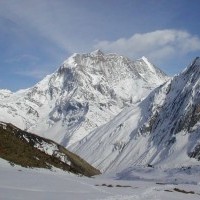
<box><xmin>0</xmin><ymin>122</ymin><xmax>101</xmax><ymax>177</ymax></box>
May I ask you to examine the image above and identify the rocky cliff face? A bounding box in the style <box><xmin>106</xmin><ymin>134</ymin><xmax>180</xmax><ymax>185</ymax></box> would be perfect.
<box><xmin>0</xmin><ymin>50</ymin><xmax>168</xmax><ymax>147</ymax></box>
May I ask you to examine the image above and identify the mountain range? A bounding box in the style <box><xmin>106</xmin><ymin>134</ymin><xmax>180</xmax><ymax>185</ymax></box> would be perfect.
<box><xmin>0</xmin><ymin>50</ymin><xmax>168</xmax><ymax>148</ymax></box>
<box><xmin>0</xmin><ymin>50</ymin><xmax>200</xmax><ymax>176</ymax></box>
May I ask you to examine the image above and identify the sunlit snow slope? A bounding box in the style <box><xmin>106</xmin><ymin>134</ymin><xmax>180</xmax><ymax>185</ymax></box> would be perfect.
<box><xmin>0</xmin><ymin>50</ymin><xmax>168</xmax><ymax>147</ymax></box>
<box><xmin>71</xmin><ymin>57</ymin><xmax>200</xmax><ymax>173</ymax></box>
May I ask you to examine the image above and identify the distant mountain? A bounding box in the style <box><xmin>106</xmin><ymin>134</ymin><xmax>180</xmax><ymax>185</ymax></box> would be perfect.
<box><xmin>71</xmin><ymin>57</ymin><xmax>200</xmax><ymax>174</ymax></box>
<box><xmin>0</xmin><ymin>50</ymin><xmax>168</xmax><ymax>147</ymax></box>
<box><xmin>0</xmin><ymin>121</ymin><xmax>100</xmax><ymax>177</ymax></box>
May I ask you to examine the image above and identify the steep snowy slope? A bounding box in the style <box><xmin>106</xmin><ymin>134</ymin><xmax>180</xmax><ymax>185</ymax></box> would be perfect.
<box><xmin>0</xmin><ymin>50</ymin><xmax>168</xmax><ymax>147</ymax></box>
<box><xmin>71</xmin><ymin>57</ymin><xmax>200</xmax><ymax>173</ymax></box>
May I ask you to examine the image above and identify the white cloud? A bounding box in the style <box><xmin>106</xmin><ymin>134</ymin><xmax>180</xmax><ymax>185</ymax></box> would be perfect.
<box><xmin>94</xmin><ymin>29</ymin><xmax>200</xmax><ymax>63</ymax></box>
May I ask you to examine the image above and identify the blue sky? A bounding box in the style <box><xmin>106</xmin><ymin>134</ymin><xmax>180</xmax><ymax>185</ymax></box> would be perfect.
<box><xmin>0</xmin><ymin>0</ymin><xmax>200</xmax><ymax>91</ymax></box>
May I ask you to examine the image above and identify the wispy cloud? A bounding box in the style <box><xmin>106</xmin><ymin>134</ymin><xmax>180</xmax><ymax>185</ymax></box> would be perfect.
<box><xmin>94</xmin><ymin>29</ymin><xmax>200</xmax><ymax>63</ymax></box>
<box><xmin>15</xmin><ymin>67</ymin><xmax>53</xmax><ymax>79</ymax></box>
<box><xmin>5</xmin><ymin>54</ymin><xmax>52</xmax><ymax>79</ymax></box>
<box><xmin>7</xmin><ymin>54</ymin><xmax>55</xmax><ymax>79</ymax></box>
<box><xmin>5</xmin><ymin>54</ymin><xmax>39</xmax><ymax>64</ymax></box>
<box><xmin>0</xmin><ymin>0</ymin><xmax>93</xmax><ymax>54</ymax></box>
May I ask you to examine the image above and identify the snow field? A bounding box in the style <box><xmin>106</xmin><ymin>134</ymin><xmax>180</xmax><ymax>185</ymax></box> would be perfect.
<box><xmin>0</xmin><ymin>159</ymin><xmax>200</xmax><ymax>200</ymax></box>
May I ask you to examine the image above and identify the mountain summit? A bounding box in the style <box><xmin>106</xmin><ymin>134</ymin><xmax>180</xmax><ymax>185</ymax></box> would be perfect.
<box><xmin>0</xmin><ymin>51</ymin><xmax>168</xmax><ymax>147</ymax></box>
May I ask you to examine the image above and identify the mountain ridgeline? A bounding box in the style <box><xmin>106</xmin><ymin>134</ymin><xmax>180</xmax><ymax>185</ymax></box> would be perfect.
<box><xmin>1</xmin><ymin>50</ymin><xmax>200</xmax><ymax>176</ymax></box>
<box><xmin>0</xmin><ymin>50</ymin><xmax>168</xmax><ymax>148</ymax></box>
<box><xmin>71</xmin><ymin>57</ymin><xmax>200</xmax><ymax>173</ymax></box>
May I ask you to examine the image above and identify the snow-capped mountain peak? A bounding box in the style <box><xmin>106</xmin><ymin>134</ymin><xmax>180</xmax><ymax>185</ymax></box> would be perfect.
<box><xmin>0</xmin><ymin>51</ymin><xmax>168</xmax><ymax>148</ymax></box>
<box><xmin>140</xmin><ymin>56</ymin><xmax>157</xmax><ymax>72</ymax></box>
<box><xmin>90</xmin><ymin>49</ymin><xmax>104</xmax><ymax>56</ymax></box>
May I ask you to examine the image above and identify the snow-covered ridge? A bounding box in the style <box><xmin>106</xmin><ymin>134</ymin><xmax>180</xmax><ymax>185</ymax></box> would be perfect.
<box><xmin>0</xmin><ymin>50</ymin><xmax>168</xmax><ymax>147</ymax></box>
<box><xmin>71</xmin><ymin>57</ymin><xmax>200</xmax><ymax>174</ymax></box>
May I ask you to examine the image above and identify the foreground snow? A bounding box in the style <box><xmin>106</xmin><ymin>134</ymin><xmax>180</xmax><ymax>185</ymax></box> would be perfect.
<box><xmin>0</xmin><ymin>159</ymin><xmax>200</xmax><ymax>200</ymax></box>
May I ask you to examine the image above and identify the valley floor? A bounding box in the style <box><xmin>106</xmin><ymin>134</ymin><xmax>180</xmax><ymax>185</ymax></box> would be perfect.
<box><xmin>0</xmin><ymin>159</ymin><xmax>200</xmax><ymax>200</ymax></box>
